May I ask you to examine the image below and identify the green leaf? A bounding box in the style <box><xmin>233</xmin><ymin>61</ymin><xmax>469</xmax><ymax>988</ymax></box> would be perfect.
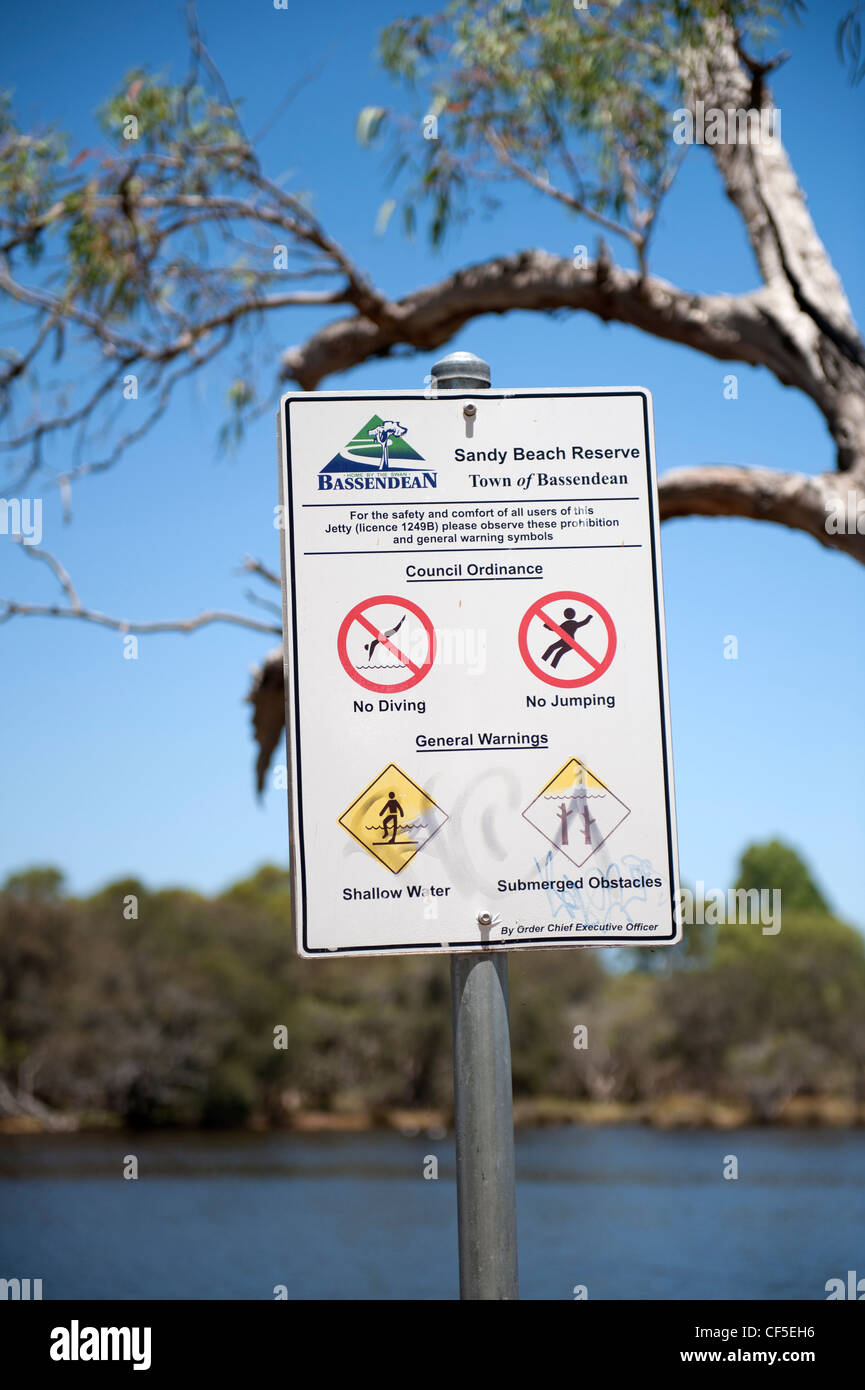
<box><xmin>374</xmin><ymin>198</ymin><xmax>397</xmax><ymax>236</ymax></box>
<box><xmin>356</xmin><ymin>105</ymin><xmax>388</xmax><ymax>147</ymax></box>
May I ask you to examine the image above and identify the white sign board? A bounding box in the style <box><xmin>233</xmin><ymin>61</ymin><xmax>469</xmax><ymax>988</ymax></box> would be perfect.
<box><xmin>278</xmin><ymin>388</ymin><xmax>680</xmax><ymax>957</ymax></box>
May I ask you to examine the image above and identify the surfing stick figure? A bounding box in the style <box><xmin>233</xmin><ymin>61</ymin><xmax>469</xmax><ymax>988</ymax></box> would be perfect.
<box><xmin>378</xmin><ymin>791</ymin><xmax>404</xmax><ymax>844</ymax></box>
<box><xmin>542</xmin><ymin>607</ymin><xmax>592</xmax><ymax>670</ymax></box>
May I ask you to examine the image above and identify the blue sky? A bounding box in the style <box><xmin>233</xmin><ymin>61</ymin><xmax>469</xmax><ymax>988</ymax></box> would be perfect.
<box><xmin>1</xmin><ymin>0</ymin><xmax>863</xmax><ymax>925</ymax></box>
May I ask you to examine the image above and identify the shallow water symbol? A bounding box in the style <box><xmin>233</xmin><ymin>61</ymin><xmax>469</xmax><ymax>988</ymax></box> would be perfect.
<box><xmin>339</xmin><ymin>763</ymin><xmax>449</xmax><ymax>873</ymax></box>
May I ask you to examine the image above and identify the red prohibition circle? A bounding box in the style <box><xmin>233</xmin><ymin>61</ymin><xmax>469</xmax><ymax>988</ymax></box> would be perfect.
<box><xmin>338</xmin><ymin>594</ymin><xmax>436</xmax><ymax>694</ymax></box>
<box><xmin>518</xmin><ymin>590</ymin><xmax>616</xmax><ymax>689</ymax></box>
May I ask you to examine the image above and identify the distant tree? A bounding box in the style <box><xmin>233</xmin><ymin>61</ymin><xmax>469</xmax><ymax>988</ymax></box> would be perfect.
<box><xmin>736</xmin><ymin>837</ymin><xmax>831</xmax><ymax>914</ymax></box>
<box><xmin>2</xmin><ymin>865</ymin><xmax>65</xmax><ymax>899</ymax></box>
<box><xmin>0</xmin><ymin>880</ymin><xmax>78</xmax><ymax>1128</ymax></box>
<box><xmin>225</xmin><ymin>863</ymin><xmax>292</xmax><ymax>908</ymax></box>
<box><xmin>1</xmin><ymin>855</ymin><xmax>863</xmax><ymax>1126</ymax></box>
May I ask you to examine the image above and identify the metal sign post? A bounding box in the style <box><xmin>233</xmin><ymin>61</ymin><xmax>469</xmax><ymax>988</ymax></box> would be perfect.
<box><xmin>450</xmin><ymin>951</ymin><xmax>519</xmax><ymax>1299</ymax></box>
<box><xmin>431</xmin><ymin>352</ymin><xmax>519</xmax><ymax>1301</ymax></box>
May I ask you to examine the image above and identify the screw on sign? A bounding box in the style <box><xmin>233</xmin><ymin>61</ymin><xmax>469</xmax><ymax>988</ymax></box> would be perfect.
<box><xmin>518</xmin><ymin>590</ymin><xmax>616</xmax><ymax>689</ymax></box>
<box><xmin>337</xmin><ymin>594</ymin><xmax>436</xmax><ymax>695</ymax></box>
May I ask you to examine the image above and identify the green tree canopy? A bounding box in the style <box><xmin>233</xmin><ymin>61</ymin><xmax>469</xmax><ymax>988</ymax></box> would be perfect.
<box><xmin>2</xmin><ymin>865</ymin><xmax>66</xmax><ymax>899</ymax></box>
<box><xmin>736</xmin><ymin>837</ymin><xmax>831</xmax><ymax>914</ymax></box>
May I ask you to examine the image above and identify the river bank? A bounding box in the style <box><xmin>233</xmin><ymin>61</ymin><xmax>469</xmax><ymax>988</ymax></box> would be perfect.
<box><xmin>4</xmin><ymin>1092</ymin><xmax>865</xmax><ymax>1135</ymax></box>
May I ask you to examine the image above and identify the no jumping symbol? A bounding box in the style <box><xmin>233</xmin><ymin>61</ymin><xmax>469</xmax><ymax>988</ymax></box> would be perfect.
<box><xmin>518</xmin><ymin>590</ymin><xmax>616</xmax><ymax>689</ymax></box>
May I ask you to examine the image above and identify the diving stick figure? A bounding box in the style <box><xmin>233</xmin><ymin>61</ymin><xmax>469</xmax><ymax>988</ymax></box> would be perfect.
<box><xmin>364</xmin><ymin>614</ymin><xmax>406</xmax><ymax>662</ymax></box>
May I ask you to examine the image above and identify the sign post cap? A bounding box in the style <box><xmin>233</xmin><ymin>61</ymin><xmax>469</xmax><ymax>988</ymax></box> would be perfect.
<box><xmin>430</xmin><ymin>351</ymin><xmax>491</xmax><ymax>390</ymax></box>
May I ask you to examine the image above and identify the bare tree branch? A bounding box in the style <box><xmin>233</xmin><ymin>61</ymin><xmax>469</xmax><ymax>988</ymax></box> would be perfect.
<box><xmin>241</xmin><ymin>556</ymin><xmax>281</xmax><ymax>587</ymax></box>
<box><xmin>684</xmin><ymin>25</ymin><xmax>859</xmax><ymax>341</ymax></box>
<box><xmin>658</xmin><ymin>465</ymin><xmax>865</xmax><ymax>565</ymax></box>
<box><xmin>680</xmin><ymin>17</ymin><xmax>865</xmax><ymax>471</ymax></box>
<box><xmin>16</xmin><ymin>541</ymin><xmax>81</xmax><ymax>609</ymax></box>
<box><xmin>281</xmin><ymin>248</ymin><xmax>815</xmax><ymax>397</ymax></box>
<box><xmin>0</xmin><ymin>600</ymin><xmax>281</xmax><ymax>637</ymax></box>
<box><xmin>1</xmin><ymin>544</ymin><xmax>281</xmax><ymax>635</ymax></box>
<box><xmin>244</xmin><ymin>589</ymin><xmax>282</xmax><ymax>617</ymax></box>
<box><xmin>485</xmin><ymin>131</ymin><xmax>642</xmax><ymax>250</ymax></box>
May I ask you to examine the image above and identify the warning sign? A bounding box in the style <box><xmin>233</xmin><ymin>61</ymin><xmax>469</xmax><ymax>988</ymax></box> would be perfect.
<box><xmin>518</xmin><ymin>591</ymin><xmax>616</xmax><ymax>688</ymax></box>
<box><xmin>339</xmin><ymin>764</ymin><xmax>449</xmax><ymax>873</ymax></box>
<box><xmin>337</xmin><ymin>595</ymin><xmax>436</xmax><ymax>694</ymax></box>
<box><xmin>279</xmin><ymin>385</ymin><xmax>680</xmax><ymax>956</ymax></box>
<box><xmin>522</xmin><ymin>757</ymin><xmax>630</xmax><ymax>870</ymax></box>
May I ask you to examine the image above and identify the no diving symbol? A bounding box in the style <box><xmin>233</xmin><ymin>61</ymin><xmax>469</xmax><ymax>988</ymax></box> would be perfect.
<box><xmin>337</xmin><ymin>594</ymin><xmax>436</xmax><ymax>694</ymax></box>
<box><xmin>518</xmin><ymin>590</ymin><xmax>616</xmax><ymax>688</ymax></box>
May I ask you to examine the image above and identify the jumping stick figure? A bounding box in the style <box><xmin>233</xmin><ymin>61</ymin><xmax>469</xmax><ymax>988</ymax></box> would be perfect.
<box><xmin>542</xmin><ymin>607</ymin><xmax>592</xmax><ymax>670</ymax></box>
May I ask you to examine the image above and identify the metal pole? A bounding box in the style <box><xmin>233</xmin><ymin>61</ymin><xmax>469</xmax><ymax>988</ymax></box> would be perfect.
<box><xmin>430</xmin><ymin>349</ymin><xmax>519</xmax><ymax>1301</ymax></box>
<box><xmin>450</xmin><ymin>952</ymin><xmax>519</xmax><ymax>1299</ymax></box>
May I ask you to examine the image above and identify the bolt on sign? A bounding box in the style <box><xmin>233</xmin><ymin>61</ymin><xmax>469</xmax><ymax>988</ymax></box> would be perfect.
<box><xmin>278</xmin><ymin>389</ymin><xmax>680</xmax><ymax>956</ymax></box>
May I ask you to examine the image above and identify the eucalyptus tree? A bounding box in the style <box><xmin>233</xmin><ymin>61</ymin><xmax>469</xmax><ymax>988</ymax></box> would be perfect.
<box><xmin>1</xmin><ymin>1</ymin><xmax>861</xmax><ymax>782</ymax></box>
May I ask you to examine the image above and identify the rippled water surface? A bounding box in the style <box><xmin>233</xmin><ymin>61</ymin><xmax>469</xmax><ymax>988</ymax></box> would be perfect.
<box><xmin>2</xmin><ymin>1127</ymin><xmax>863</xmax><ymax>1299</ymax></box>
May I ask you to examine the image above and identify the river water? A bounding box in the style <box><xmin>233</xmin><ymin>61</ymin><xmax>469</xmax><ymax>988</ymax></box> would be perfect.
<box><xmin>1</xmin><ymin>1126</ymin><xmax>862</xmax><ymax>1300</ymax></box>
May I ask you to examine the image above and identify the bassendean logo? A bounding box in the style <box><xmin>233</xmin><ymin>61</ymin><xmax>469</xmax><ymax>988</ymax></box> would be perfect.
<box><xmin>318</xmin><ymin>414</ymin><xmax>436</xmax><ymax>491</ymax></box>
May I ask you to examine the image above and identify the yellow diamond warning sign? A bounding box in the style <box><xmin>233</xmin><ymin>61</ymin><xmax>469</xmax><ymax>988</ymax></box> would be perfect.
<box><xmin>522</xmin><ymin>756</ymin><xmax>630</xmax><ymax>870</ymax></box>
<box><xmin>338</xmin><ymin>764</ymin><xmax>449</xmax><ymax>874</ymax></box>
